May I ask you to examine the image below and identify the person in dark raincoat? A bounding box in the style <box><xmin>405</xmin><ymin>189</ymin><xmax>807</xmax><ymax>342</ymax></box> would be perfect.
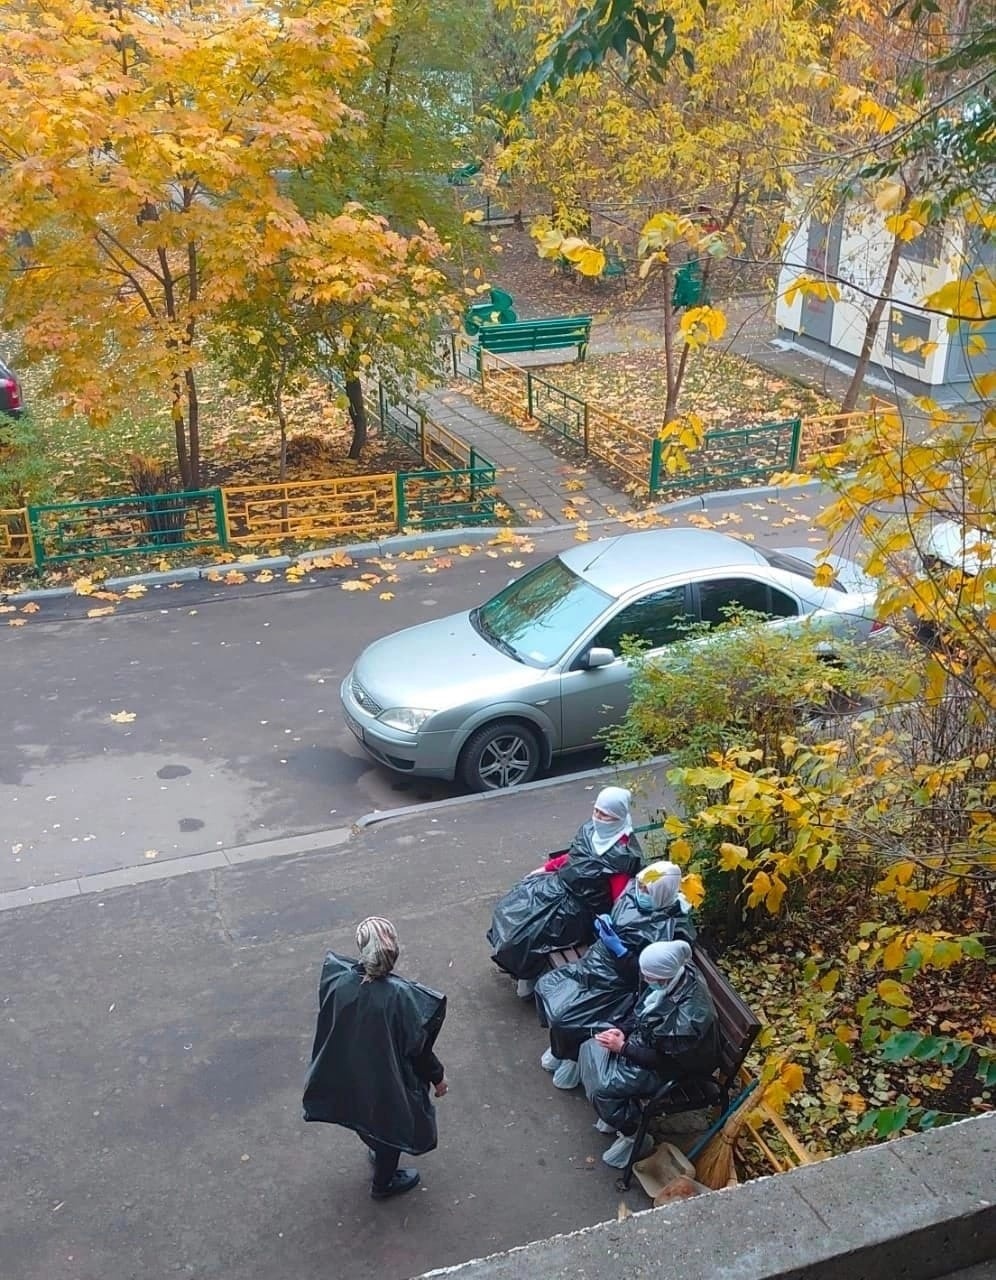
<box><xmin>578</xmin><ymin>939</ymin><xmax>719</xmax><ymax>1168</ymax></box>
<box><xmin>487</xmin><ymin>786</ymin><xmax>643</xmax><ymax>998</ymax></box>
<box><xmin>303</xmin><ymin>916</ymin><xmax>448</xmax><ymax>1200</ymax></box>
<box><xmin>535</xmin><ymin>860</ymin><xmax>696</xmax><ymax>1088</ymax></box>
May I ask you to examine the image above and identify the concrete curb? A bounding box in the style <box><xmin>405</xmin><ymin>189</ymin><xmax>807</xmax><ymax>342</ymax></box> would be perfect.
<box><xmin>354</xmin><ymin>755</ymin><xmax>672</xmax><ymax>829</ymax></box>
<box><xmin>0</xmin><ymin>825</ymin><xmax>353</xmax><ymax>914</ymax></box>
<box><xmin>1</xmin><ymin>479</ymin><xmax>828</xmax><ymax>604</ymax></box>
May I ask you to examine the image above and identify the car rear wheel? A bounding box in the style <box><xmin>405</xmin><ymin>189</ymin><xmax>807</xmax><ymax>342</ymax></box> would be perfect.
<box><xmin>459</xmin><ymin>720</ymin><xmax>542</xmax><ymax>792</ymax></box>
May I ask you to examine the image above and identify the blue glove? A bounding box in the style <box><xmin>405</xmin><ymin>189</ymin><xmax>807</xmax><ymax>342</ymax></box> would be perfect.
<box><xmin>594</xmin><ymin>914</ymin><xmax>628</xmax><ymax>958</ymax></box>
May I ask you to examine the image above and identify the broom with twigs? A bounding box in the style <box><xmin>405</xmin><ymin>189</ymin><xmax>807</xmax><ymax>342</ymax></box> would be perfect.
<box><xmin>694</xmin><ymin>1074</ymin><xmax>777</xmax><ymax>1190</ymax></box>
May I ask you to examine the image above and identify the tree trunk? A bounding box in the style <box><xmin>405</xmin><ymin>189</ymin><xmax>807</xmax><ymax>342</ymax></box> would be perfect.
<box><xmin>838</xmin><ymin>229</ymin><xmax>904</xmax><ymax>417</ymax></box>
<box><xmin>275</xmin><ymin>355</ymin><xmax>289</xmax><ymax>482</ymax></box>
<box><xmin>346</xmin><ymin>376</ymin><xmax>367</xmax><ymax>460</ymax></box>
<box><xmin>173</xmin><ymin>400</ymin><xmax>191</xmax><ymax>490</ymax></box>
<box><xmin>184</xmin><ymin>367</ymin><xmax>200</xmax><ymax>489</ymax></box>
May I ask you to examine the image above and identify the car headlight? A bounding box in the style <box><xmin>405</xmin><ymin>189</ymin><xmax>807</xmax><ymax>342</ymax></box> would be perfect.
<box><xmin>376</xmin><ymin>707</ymin><xmax>436</xmax><ymax>733</ymax></box>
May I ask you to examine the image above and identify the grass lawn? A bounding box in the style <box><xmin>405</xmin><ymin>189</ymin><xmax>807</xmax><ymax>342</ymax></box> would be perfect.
<box><xmin>8</xmin><ymin>365</ymin><xmax>421</xmax><ymax>504</ymax></box>
<box><xmin>546</xmin><ymin>346</ymin><xmax>839</xmax><ymax>433</ymax></box>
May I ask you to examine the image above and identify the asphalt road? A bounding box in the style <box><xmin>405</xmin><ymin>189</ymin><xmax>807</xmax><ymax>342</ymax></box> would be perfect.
<box><xmin>1</xmin><ymin>487</ymin><xmax>832</xmax><ymax>893</ymax></box>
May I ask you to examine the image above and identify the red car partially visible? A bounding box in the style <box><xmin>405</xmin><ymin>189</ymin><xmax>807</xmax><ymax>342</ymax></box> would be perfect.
<box><xmin>0</xmin><ymin>357</ymin><xmax>24</xmax><ymax>418</ymax></box>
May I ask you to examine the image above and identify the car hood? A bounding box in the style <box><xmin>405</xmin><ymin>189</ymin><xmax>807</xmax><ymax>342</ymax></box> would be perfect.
<box><xmin>351</xmin><ymin>610</ymin><xmax>535</xmax><ymax>712</ymax></box>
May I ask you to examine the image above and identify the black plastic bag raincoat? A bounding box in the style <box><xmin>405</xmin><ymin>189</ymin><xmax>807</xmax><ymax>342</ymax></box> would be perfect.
<box><xmin>535</xmin><ymin>887</ymin><xmax>697</xmax><ymax>1060</ymax></box>
<box><xmin>579</xmin><ymin>962</ymin><xmax>719</xmax><ymax>1135</ymax></box>
<box><xmin>487</xmin><ymin>824</ymin><xmax>643</xmax><ymax>980</ymax></box>
<box><xmin>302</xmin><ymin>951</ymin><xmax>447</xmax><ymax>1154</ymax></box>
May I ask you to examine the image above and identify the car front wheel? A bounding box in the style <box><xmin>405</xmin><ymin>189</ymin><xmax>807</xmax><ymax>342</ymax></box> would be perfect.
<box><xmin>458</xmin><ymin>720</ymin><xmax>542</xmax><ymax>792</ymax></box>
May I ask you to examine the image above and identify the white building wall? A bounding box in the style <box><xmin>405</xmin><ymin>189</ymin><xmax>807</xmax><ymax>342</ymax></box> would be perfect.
<box><xmin>775</xmin><ymin>201</ymin><xmax>966</xmax><ymax>387</ymax></box>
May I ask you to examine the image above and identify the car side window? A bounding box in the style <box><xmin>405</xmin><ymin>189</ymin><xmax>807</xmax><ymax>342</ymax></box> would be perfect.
<box><xmin>696</xmin><ymin>577</ymin><xmax>799</xmax><ymax>626</ymax></box>
<box><xmin>592</xmin><ymin>586</ymin><xmax>689</xmax><ymax>654</ymax></box>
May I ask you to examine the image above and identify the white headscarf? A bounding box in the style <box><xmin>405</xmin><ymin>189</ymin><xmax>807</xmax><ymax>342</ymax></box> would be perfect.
<box><xmin>590</xmin><ymin>785</ymin><xmax>634</xmax><ymax>855</ymax></box>
<box><xmin>638</xmin><ymin>939</ymin><xmax>691</xmax><ymax>993</ymax></box>
<box><xmin>636</xmin><ymin>861</ymin><xmax>682</xmax><ymax>911</ymax></box>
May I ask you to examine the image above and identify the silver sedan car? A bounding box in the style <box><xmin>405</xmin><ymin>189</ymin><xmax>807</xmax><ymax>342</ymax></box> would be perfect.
<box><xmin>340</xmin><ymin>527</ymin><xmax>882</xmax><ymax>792</ymax></box>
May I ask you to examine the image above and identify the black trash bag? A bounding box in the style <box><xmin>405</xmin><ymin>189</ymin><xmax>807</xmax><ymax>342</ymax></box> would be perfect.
<box><xmin>487</xmin><ymin>823</ymin><xmax>642</xmax><ymax>980</ymax></box>
<box><xmin>579</xmin><ymin>1037</ymin><xmax>661</xmax><ymax>1135</ymax></box>
<box><xmin>302</xmin><ymin>951</ymin><xmax>446</xmax><ymax>1155</ymax></box>
<box><xmin>535</xmin><ymin>887</ymin><xmax>696</xmax><ymax>1059</ymax></box>
<box><xmin>579</xmin><ymin>964</ymin><xmax>720</xmax><ymax>1134</ymax></box>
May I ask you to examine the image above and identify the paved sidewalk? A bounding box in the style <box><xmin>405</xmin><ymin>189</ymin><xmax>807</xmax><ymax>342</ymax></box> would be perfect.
<box><xmin>424</xmin><ymin>385</ymin><xmax>636</xmax><ymax>524</ymax></box>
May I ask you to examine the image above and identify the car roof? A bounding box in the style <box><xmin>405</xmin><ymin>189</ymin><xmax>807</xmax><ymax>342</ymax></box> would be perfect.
<box><xmin>559</xmin><ymin>528</ymin><xmax>768</xmax><ymax>597</ymax></box>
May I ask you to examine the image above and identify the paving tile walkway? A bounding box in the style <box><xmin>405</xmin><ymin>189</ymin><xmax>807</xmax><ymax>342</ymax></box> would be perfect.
<box><xmin>422</xmin><ymin>384</ymin><xmax>635</xmax><ymax>525</ymax></box>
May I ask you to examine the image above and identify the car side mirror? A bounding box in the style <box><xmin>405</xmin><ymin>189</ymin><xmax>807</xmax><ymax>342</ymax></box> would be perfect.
<box><xmin>583</xmin><ymin>646</ymin><xmax>616</xmax><ymax>670</ymax></box>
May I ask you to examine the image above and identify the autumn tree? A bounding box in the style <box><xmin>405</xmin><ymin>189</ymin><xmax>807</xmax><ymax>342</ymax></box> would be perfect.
<box><xmin>495</xmin><ymin>0</ymin><xmax>838</xmax><ymax>430</ymax></box>
<box><xmin>0</xmin><ymin>0</ymin><xmax>387</xmax><ymax>489</ymax></box>
<box><xmin>289</xmin><ymin>207</ymin><xmax>457</xmax><ymax>460</ymax></box>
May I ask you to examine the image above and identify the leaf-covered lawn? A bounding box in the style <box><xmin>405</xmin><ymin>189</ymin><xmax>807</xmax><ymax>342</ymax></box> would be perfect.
<box><xmin>547</xmin><ymin>347</ymin><xmax>839</xmax><ymax>433</ymax></box>
<box><xmin>13</xmin><ymin>366</ymin><xmax>421</xmax><ymax>503</ymax></box>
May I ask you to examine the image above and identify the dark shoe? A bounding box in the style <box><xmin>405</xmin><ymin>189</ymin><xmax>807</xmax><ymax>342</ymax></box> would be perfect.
<box><xmin>371</xmin><ymin>1168</ymin><xmax>420</xmax><ymax>1200</ymax></box>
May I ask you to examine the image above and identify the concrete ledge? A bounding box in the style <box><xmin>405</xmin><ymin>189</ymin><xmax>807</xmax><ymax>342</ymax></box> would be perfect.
<box><xmin>414</xmin><ymin>1114</ymin><xmax>995</xmax><ymax>1280</ymax></box>
<box><xmin>0</xmin><ymin>825</ymin><xmax>354</xmax><ymax>913</ymax></box>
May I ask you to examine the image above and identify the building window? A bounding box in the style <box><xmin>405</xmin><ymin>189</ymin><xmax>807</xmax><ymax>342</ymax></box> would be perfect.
<box><xmin>886</xmin><ymin>306</ymin><xmax>933</xmax><ymax>367</ymax></box>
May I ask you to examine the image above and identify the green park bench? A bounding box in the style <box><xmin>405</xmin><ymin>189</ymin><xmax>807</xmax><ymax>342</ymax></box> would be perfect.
<box><xmin>475</xmin><ymin>315</ymin><xmax>593</xmax><ymax>363</ymax></box>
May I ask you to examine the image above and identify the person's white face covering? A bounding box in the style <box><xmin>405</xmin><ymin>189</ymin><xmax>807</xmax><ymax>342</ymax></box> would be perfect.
<box><xmin>590</xmin><ymin>785</ymin><xmax>633</xmax><ymax>855</ymax></box>
<box><xmin>638</xmin><ymin>939</ymin><xmax>691</xmax><ymax>996</ymax></box>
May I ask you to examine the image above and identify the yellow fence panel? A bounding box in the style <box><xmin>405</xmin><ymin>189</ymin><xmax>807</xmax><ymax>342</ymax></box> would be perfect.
<box><xmin>423</xmin><ymin>419</ymin><xmax>472</xmax><ymax>471</ymax></box>
<box><xmin>479</xmin><ymin>354</ymin><xmax>533</xmax><ymax>428</ymax></box>
<box><xmin>223</xmin><ymin>475</ymin><xmax>397</xmax><ymax>544</ymax></box>
<box><xmin>799</xmin><ymin>399</ymin><xmax>898</xmax><ymax>463</ymax></box>
<box><xmin>0</xmin><ymin>508</ymin><xmax>35</xmax><ymax>565</ymax></box>
<box><xmin>585</xmin><ymin>404</ymin><xmax>653</xmax><ymax>490</ymax></box>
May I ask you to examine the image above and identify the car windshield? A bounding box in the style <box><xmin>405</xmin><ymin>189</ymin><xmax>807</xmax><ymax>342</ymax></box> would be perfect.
<box><xmin>473</xmin><ymin>556</ymin><xmax>612</xmax><ymax>668</ymax></box>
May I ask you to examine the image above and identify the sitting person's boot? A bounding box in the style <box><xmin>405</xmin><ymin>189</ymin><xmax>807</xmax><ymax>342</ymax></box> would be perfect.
<box><xmin>540</xmin><ymin>1048</ymin><xmax>562</xmax><ymax>1072</ymax></box>
<box><xmin>516</xmin><ymin>978</ymin><xmax>537</xmax><ymax>999</ymax></box>
<box><xmin>602</xmin><ymin>1131</ymin><xmax>653</xmax><ymax>1169</ymax></box>
<box><xmin>552</xmin><ymin>1059</ymin><xmax>581</xmax><ymax>1089</ymax></box>
<box><xmin>594</xmin><ymin>1117</ymin><xmax>616</xmax><ymax>1134</ymax></box>
<box><xmin>371</xmin><ymin>1168</ymin><xmax>421</xmax><ymax>1200</ymax></box>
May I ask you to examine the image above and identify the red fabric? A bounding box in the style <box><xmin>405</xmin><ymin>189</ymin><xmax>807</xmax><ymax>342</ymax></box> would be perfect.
<box><xmin>608</xmin><ymin>872</ymin><xmax>631</xmax><ymax>903</ymax></box>
<box><xmin>543</xmin><ymin>852</ymin><xmax>570</xmax><ymax>873</ymax></box>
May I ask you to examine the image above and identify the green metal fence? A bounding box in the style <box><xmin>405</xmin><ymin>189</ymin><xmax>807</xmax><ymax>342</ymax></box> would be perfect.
<box><xmin>649</xmin><ymin>417</ymin><xmax>802</xmax><ymax>497</ymax></box>
<box><xmin>28</xmin><ymin>490</ymin><xmax>228</xmax><ymax>568</ymax></box>
<box><xmin>396</xmin><ymin>461</ymin><xmax>498</xmax><ymax>530</ymax></box>
<box><xmin>528</xmin><ymin>376</ymin><xmax>588</xmax><ymax>448</ymax></box>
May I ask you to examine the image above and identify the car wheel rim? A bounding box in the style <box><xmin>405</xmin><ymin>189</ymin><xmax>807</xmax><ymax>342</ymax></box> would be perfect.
<box><xmin>477</xmin><ymin>734</ymin><xmax>533</xmax><ymax>789</ymax></box>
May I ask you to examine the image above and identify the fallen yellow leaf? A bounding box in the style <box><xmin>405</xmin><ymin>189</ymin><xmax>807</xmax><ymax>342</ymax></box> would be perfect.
<box><xmin>20</xmin><ymin>602</ymin><xmax>40</xmax><ymax>614</ymax></box>
<box><xmin>87</xmin><ymin>606</ymin><xmax>116</xmax><ymax>618</ymax></box>
<box><xmin>379</xmin><ymin>592</ymin><xmax>395</xmax><ymax>601</ymax></box>
<box><xmin>109</xmin><ymin>710</ymin><xmax>136</xmax><ymax>723</ymax></box>
<box><xmin>8</xmin><ymin>618</ymin><xmax>27</xmax><ymax>628</ymax></box>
